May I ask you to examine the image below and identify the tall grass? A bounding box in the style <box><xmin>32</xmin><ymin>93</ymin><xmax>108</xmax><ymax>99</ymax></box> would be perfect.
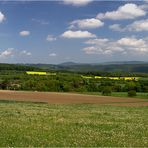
<box><xmin>0</xmin><ymin>101</ymin><xmax>148</xmax><ymax>147</ymax></box>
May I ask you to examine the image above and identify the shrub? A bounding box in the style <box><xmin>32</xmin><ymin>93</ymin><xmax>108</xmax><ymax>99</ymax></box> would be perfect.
<box><xmin>102</xmin><ymin>86</ymin><xmax>112</xmax><ymax>96</ymax></box>
<box><xmin>128</xmin><ymin>90</ymin><xmax>137</xmax><ymax>97</ymax></box>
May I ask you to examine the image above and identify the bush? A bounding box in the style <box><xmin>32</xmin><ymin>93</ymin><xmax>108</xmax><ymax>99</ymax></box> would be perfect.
<box><xmin>128</xmin><ymin>90</ymin><xmax>137</xmax><ymax>97</ymax></box>
<box><xmin>102</xmin><ymin>86</ymin><xmax>112</xmax><ymax>96</ymax></box>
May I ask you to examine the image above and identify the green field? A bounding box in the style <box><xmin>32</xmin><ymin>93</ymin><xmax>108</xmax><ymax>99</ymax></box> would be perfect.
<box><xmin>78</xmin><ymin>92</ymin><xmax>148</xmax><ymax>99</ymax></box>
<box><xmin>0</xmin><ymin>100</ymin><xmax>148</xmax><ymax>147</ymax></box>
<box><xmin>111</xmin><ymin>92</ymin><xmax>148</xmax><ymax>99</ymax></box>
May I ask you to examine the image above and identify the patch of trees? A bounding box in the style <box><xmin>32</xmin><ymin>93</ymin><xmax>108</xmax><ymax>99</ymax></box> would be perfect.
<box><xmin>0</xmin><ymin>63</ymin><xmax>41</xmax><ymax>71</ymax></box>
<box><xmin>0</xmin><ymin>70</ymin><xmax>148</xmax><ymax>94</ymax></box>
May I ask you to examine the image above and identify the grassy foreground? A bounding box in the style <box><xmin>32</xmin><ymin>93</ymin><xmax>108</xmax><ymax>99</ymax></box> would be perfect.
<box><xmin>0</xmin><ymin>100</ymin><xmax>148</xmax><ymax>147</ymax></box>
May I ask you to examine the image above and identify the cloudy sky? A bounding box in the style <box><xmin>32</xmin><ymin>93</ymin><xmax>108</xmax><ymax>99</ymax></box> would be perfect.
<box><xmin>0</xmin><ymin>0</ymin><xmax>148</xmax><ymax>64</ymax></box>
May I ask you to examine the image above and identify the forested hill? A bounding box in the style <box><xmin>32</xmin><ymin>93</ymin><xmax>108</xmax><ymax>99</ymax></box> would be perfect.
<box><xmin>26</xmin><ymin>62</ymin><xmax>148</xmax><ymax>73</ymax></box>
<box><xmin>0</xmin><ymin>61</ymin><xmax>148</xmax><ymax>73</ymax></box>
<box><xmin>0</xmin><ymin>63</ymin><xmax>40</xmax><ymax>71</ymax></box>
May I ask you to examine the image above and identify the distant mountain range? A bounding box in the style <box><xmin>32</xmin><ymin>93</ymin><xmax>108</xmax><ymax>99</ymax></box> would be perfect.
<box><xmin>0</xmin><ymin>61</ymin><xmax>148</xmax><ymax>73</ymax></box>
<box><xmin>97</xmin><ymin>61</ymin><xmax>148</xmax><ymax>65</ymax></box>
<box><xmin>59</xmin><ymin>61</ymin><xmax>148</xmax><ymax>66</ymax></box>
<box><xmin>23</xmin><ymin>61</ymin><xmax>148</xmax><ymax>73</ymax></box>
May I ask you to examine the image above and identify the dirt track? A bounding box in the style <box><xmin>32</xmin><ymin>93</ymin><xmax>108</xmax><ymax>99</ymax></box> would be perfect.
<box><xmin>0</xmin><ymin>90</ymin><xmax>148</xmax><ymax>106</ymax></box>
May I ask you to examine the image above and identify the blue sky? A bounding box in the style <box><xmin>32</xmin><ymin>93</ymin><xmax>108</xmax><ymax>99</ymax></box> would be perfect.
<box><xmin>0</xmin><ymin>0</ymin><xmax>148</xmax><ymax>64</ymax></box>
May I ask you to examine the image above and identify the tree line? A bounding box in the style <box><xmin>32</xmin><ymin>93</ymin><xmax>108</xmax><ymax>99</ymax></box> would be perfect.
<box><xmin>0</xmin><ymin>71</ymin><xmax>148</xmax><ymax>94</ymax></box>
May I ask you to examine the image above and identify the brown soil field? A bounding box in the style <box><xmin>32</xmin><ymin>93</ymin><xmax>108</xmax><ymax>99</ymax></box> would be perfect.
<box><xmin>0</xmin><ymin>90</ymin><xmax>148</xmax><ymax>106</ymax></box>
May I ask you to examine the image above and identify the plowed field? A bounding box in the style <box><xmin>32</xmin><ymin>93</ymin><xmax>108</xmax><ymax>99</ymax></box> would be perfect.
<box><xmin>0</xmin><ymin>90</ymin><xmax>147</xmax><ymax>106</ymax></box>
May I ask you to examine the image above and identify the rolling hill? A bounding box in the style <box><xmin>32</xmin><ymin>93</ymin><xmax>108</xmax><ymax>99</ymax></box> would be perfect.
<box><xmin>0</xmin><ymin>61</ymin><xmax>148</xmax><ymax>73</ymax></box>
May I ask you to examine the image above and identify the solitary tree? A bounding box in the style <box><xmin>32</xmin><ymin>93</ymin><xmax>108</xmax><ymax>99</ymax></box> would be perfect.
<box><xmin>128</xmin><ymin>90</ymin><xmax>137</xmax><ymax>97</ymax></box>
<box><xmin>102</xmin><ymin>86</ymin><xmax>112</xmax><ymax>96</ymax></box>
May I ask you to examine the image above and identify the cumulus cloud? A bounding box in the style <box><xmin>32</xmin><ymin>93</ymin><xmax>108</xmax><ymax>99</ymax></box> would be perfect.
<box><xmin>69</xmin><ymin>18</ymin><xmax>104</xmax><ymax>29</ymax></box>
<box><xmin>83</xmin><ymin>38</ymin><xmax>124</xmax><ymax>55</ymax></box>
<box><xmin>110</xmin><ymin>19</ymin><xmax>148</xmax><ymax>32</ymax></box>
<box><xmin>97</xmin><ymin>3</ymin><xmax>146</xmax><ymax>20</ymax></box>
<box><xmin>127</xmin><ymin>19</ymin><xmax>148</xmax><ymax>31</ymax></box>
<box><xmin>0</xmin><ymin>48</ymin><xmax>32</xmax><ymax>58</ymax></box>
<box><xmin>61</xmin><ymin>30</ymin><xmax>96</xmax><ymax>38</ymax></box>
<box><xmin>0</xmin><ymin>48</ymin><xmax>14</xmax><ymax>58</ymax></box>
<box><xmin>63</xmin><ymin>0</ymin><xmax>93</xmax><ymax>6</ymax></box>
<box><xmin>117</xmin><ymin>37</ymin><xmax>146</xmax><ymax>47</ymax></box>
<box><xmin>83</xmin><ymin>37</ymin><xmax>148</xmax><ymax>55</ymax></box>
<box><xmin>83</xmin><ymin>42</ymin><xmax>114</xmax><ymax>55</ymax></box>
<box><xmin>0</xmin><ymin>11</ymin><xmax>5</xmax><ymax>23</ymax></box>
<box><xmin>19</xmin><ymin>31</ymin><xmax>30</xmax><ymax>36</ymax></box>
<box><xmin>46</xmin><ymin>35</ymin><xmax>56</xmax><ymax>41</ymax></box>
<box><xmin>109</xmin><ymin>24</ymin><xmax>125</xmax><ymax>32</ymax></box>
<box><xmin>49</xmin><ymin>53</ymin><xmax>57</xmax><ymax>57</ymax></box>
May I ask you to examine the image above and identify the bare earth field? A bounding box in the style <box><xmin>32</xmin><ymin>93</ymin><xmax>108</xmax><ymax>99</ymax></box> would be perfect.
<box><xmin>0</xmin><ymin>90</ymin><xmax>147</xmax><ymax>106</ymax></box>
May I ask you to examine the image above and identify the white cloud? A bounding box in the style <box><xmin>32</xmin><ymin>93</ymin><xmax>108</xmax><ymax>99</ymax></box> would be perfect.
<box><xmin>20</xmin><ymin>50</ymin><xmax>32</xmax><ymax>56</ymax></box>
<box><xmin>83</xmin><ymin>46</ymin><xmax>102</xmax><ymax>54</ymax></box>
<box><xmin>83</xmin><ymin>37</ymin><xmax>148</xmax><ymax>55</ymax></box>
<box><xmin>69</xmin><ymin>18</ymin><xmax>104</xmax><ymax>29</ymax></box>
<box><xmin>0</xmin><ymin>48</ymin><xmax>14</xmax><ymax>58</ymax></box>
<box><xmin>97</xmin><ymin>3</ymin><xmax>146</xmax><ymax>20</ymax></box>
<box><xmin>109</xmin><ymin>24</ymin><xmax>125</xmax><ymax>32</ymax></box>
<box><xmin>0</xmin><ymin>11</ymin><xmax>5</xmax><ymax>23</ymax></box>
<box><xmin>61</xmin><ymin>30</ymin><xmax>96</xmax><ymax>38</ymax></box>
<box><xmin>49</xmin><ymin>53</ymin><xmax>57</xmax><ymax>57</ymax></box>
<box><xmin>46</xmin><ymin>35</ymin><xmax>56</xmax><ymax>41</ymax></box>
<box><xmin>85</xmin><ymin>38</ymin><xmax>109</xmax><ymax>45</ymax></box>
<box><xmin>0</xmin><ymin>48</ymin><xmax>32</xmax><ymax>59</ymax></box>
<box><xmin>83</xmin><ymin>38</ymin><xmax>114</xmax><ymax>55</ymax></box>
<box><xmin>110</xmin><ymin>19</ymin><xmax>148</xmax><ymax>32</ymax></box>
<box><xmin>19</xmin><ymin>31</ymin><xmax>30</xmax><ymax>36</ymax></box>
<box><xmin>63</xmin><ymin>0</ymin><xmax>93</xmax><ymax>6</ymax></box>
<box><xmin>128</xmin><ymin>19</ymin><xmax>148</xmax><ymax>31</ymax></box>
<box><xmin>117</xmin><ymin>37</ymin><xmax>146</xmax><ymax>47</ymax></box>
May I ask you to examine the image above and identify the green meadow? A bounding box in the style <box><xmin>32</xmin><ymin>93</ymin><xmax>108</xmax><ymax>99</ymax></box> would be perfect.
<box><xmin>0</xmin><ymin>100</ymin><xmax>148</xmax><ymax>147</ymax></box>
<box><xmin>78</xmin><ymin>92</ymin><xmax>148</xmax><ymax>99</ymax></box>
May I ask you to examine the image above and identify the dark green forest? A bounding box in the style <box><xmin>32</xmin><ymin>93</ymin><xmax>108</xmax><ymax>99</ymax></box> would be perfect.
<box><xmin>0</xmin><ymin>63</ymin><xmax>148</xmax><ymax>96</ymax></box>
